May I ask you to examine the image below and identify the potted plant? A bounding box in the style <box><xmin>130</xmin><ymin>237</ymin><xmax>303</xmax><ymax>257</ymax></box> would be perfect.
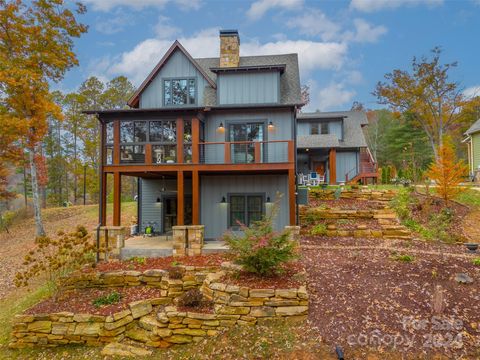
<box><xmin>145</xmin><ymin>225</ymin><xmax>153</xmax><ymax>237</ymax></box>
<box><xmin>165</xmin><ymin>156</ymin><xmax>175</xmax><ymax>164</ymax></box>
<box><xmin>184</xmin><ymin>154</ymin><xmax>192</xmax><ymax>164</ymax></box>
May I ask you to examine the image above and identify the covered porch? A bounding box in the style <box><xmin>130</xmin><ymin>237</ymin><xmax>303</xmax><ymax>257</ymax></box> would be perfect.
<box><xmin>297</xmin><ymin>148</ymin><xmax>337</xmax><ymax>184</ymax></box>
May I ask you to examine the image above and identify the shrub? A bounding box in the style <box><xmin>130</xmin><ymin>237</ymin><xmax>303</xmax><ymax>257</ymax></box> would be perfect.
<box><xmin>310</xmin><ymin>224</ymin><xmax>327</xmax><ymax>236</ymax></box>
<box><xmin>473</xmin><ymin>258</ymin><xmax>480</xmax><ymax>266</ymax></box>
<box><xmin>391</xmin><ymin>253</ymin><xmax>414</xmax><ymax>262</ymax></box>
<box><xmin>93</xmin><ymin>291</ymin><xmax>121</xmax><ymax>307</ymax></box>
<box><xmin>15</xmin><ymin>225</ymin><xmax>95</xmax><ymax>289</ymax></box>
<box><xmin>177</xmin><ymin>289</ymin><xmax>203</xmax><ymax>308</ymax></box>
<box><xmin>223</xmin><ymin>203</ymin><xmax>297</xmax><ymax>276</ymax></box>
<box><xmin>390</xmin><ymin>187</ymin><xmax>414</xmax><ymax>220</ymax></box>
<box><xmin>167</xmin><ymin>266</ymin><xmax>184</xmax><ymax>279</ymax></box>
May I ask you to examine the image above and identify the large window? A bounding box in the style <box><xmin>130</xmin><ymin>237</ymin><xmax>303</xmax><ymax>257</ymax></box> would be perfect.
<box><xmin>229</xmin><ymin>123</ymin><xmax>264</xmax><ymax>163</ymax></box>
<box><xmin>164</xmin><ymin>78</ymin><xmax>196</xmax><ymax>106</ymax></box>
<box><xmin>229</xmin><ymin>194</ymin><xmax>264</xmax><ymax>227</ymax></box>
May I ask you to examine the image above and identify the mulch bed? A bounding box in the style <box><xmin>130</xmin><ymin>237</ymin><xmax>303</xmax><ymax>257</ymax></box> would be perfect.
<box><xmin>25</xmin><ymin>287</ymin><xmax>164</xmax><ymax>316</ymax></box>
<box><xmin>410</xmin><ymin>192</ymin><xmax>470</xmax><ymax>241</ymax></box>
<box><xmin>84</xmin><ymin>253</ymin><xmax>229</xmax><ymax>273</ymax></box>
<box><xmin>302</xmin><ymin>236</ymin><xmax>480</xmax><ymax>357</ymax></box>
<box><xmin>177</xmin><ymin>301</ymin><xmax>214</xmax><ymax>314</ymax></box>
<box><xmin>309</xmin><ymin>198</ymin><xmax>386</xmax><ymax>210</ymax></box>
<box><xmin>221</xmin><ymin>261</ymin><xmax>305</xmax><ymax>289</ymax></box>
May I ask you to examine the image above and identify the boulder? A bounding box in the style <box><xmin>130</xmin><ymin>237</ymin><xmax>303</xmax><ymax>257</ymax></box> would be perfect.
<box><xmin>455</xmin><ymin>273</ymin><xmax>473</xmax><ymax>284</ymax></box>
<box><xmin>125</xmin><ymin>327</ymin><xmax>152</xmax><ymax>343</ymax></box>
<box><xmin>129</xmin><ymin>300</ymin><xmax>153</xmax><ymax>319</ymax></box>
<box><xmin>101</xmin><ymin>342</ymin><xmax>152</xmax><ymax>357</ymax></box>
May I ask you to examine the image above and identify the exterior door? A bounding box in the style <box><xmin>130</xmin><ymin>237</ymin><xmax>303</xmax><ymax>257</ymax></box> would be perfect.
<box><xmin>229</xmin><ymin>123</ymin><xmax>264</xmax><ymax>163</ymax></box>
<box><xmin>162</xmin><ymin>195</ymin><xmax>192</xmax><ymax>234</ymax></box>
<box><xmin>315</xmin><ymin>162</ymin><xmax>326</xmax><ymax>176</ymax></box>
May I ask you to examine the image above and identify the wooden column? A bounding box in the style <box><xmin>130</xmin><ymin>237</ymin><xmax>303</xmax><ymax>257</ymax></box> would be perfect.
<box><xmin>113</xmin><ymin>172</ymin><xmax>121</xmax><ymax>226</ymax></box>
<box><xmin>329</xmin><ymin>148</ymin><xmax>337</xmax><ymax>184</ymax></box>
<box><xmin>176</xmin><ymin>117</ymin><xmax>184</xmax><ymax>163</ymax></box>
<box><xmin>192</xmin><ymin>170</ymin><xmax>199</xmax><ymax>225</ymax></box>
<box><xmin>177</xmin><ymin>171</ymin><xmax>184</xmax><ymax>226</ymax></box>
<box><xmin>100</xmin><ymin>172</ymin><xmax>107</xmax><ymax>226</ymax></box>
<box><xmin>254</xmin><ymin>142</ymin><xmax>261</xmax><ymax>163</ymax></box>
<box><xmin>224</xmin><ymin>142</ymin><xmax>231</xmax><ymax>164</ymax></box>
<box><xmin>145</xmin><ymin>144</ymin><xmax>152</xmax><ymax>165</ymax></box>
<box><xmin>113</xmin><ymin>121</ymin><xmax>120</xmax><ymax>165</ymax></box>
<box><xmin>192</xmin><ymin>117</ymin><xmax>200</xmax><ymax>164</ymax></box>
<box><xmin>288</xmin><ymin>169</ymin><xmax>296</xmax><ymax>225</ymax></box>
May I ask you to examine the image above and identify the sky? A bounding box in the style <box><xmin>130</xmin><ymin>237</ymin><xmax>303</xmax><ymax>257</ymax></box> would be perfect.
<box><xmin>61</xmin><ymin>0</ymin><xmax>480</xmax><ymax>112</ymax></box>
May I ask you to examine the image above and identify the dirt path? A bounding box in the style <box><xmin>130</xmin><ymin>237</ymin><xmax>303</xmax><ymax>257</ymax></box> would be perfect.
<box><xmin>461</xmin><ymin>210</ymin><xmax>480</xmax><ymax>243</ymax></box>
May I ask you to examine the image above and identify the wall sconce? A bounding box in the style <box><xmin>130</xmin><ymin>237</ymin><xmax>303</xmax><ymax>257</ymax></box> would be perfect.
<box><xmin>156</xmin><ymin>197</ymin><xmax>161</xmax><ymax>203</ymax></box>
<box><xmin>221</xmin><ymin>196</ymin><xmax>226</xmax><ymax>203</ymax></box>
<box><xmin>268</xmin><ymin>121</ymin><xmax>274</xmax><ymax>129</ymax></box>
<box><xmin>305</xmin><ymin>148</ymin><xmax>309</xmax><ymax>152</ymax></box>
<box><xmin>266</xmin><ymin>196</ymin><xmax>271</xmax><ymax>203</ymax></box>
<box><xmin>217</xmin><ymin>122</ymin><xmax>224</xmax><ymax>131</ymax></box>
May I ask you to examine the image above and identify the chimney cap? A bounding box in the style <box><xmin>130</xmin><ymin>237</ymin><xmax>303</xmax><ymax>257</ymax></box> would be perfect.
<box><xmin>219</xmin><ymin>29</ymin><xmax>239</xmax><ymax>42</ymax></box>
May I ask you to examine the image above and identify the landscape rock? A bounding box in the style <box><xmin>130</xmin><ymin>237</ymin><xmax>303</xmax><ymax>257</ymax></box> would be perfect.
<box><xmin>101</xmin><ymin>342</ymin><xmax>152</xmax><ymax>357</ymax></box>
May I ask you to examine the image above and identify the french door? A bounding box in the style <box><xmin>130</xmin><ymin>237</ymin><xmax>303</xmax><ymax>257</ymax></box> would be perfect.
<box><xmin>229</xmin><ymin>123</ymin><xmax>264</xmax><ymax>163</ymax></box>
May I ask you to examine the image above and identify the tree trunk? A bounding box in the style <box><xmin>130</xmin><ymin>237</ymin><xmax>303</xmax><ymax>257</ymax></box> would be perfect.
<box><xmin>29</xmin><ymin>145</ymin><xmax>46</xmax><ymax>236</ymax></box>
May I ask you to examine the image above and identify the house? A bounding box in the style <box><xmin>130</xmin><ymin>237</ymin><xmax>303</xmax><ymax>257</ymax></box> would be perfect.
<box><xmin>296</xmin><ymin>111</ymin><xmax>378</xmax><ymax>184</ymax></box>
<box><xmin>465</xmin><ymin>119</ymin><xmax>480</xmax><ymax>182</ymax></box>
<box><xmin>88</xmin><ymin>30</ymin><xmax>302</xmax><ymax>240</ymax></box>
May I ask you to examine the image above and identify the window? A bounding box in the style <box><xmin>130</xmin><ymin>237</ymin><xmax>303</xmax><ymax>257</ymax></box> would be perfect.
<box><xmin>310</xmin><ymin>123</ymin><xmax>319</xmax><ymax>135</ymax></box>
<box><xmin>320</xmin><ymin>122</ymin><xmax>329</xmax><ymax>134</ymax></box>
<box><xmin>229</xmin><ymin>123</ymin><xmax>265</xmax><ymax>163</ymax></box>
<box><xmin>164</xmin><ymin>78</ymin><xmax>196</xmax><ymax>105</ymax></box>
<box><xmin>229</xmin><ymin>194</ymin><xmax>264</xmax><ymax>227</ymax></box>
<box><xmin>149</xmin><ymin>120</ymin><xmax>176</xmax><ymax>143</ymax></box>
<box><xmin>120</xmin><ymin>145</ymin><xmax>145</xmax><ymax>164</ymax></box>
<box><xmin>106</xmin><ymin>122</ymin><xmax>114</xmax><ymax>143</ymax></box>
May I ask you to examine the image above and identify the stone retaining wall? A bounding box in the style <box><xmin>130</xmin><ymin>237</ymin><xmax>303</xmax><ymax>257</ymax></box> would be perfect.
<box><xmin>60</xmin><ymin>266</ymin><xmax>218</xmax><ymax>292</ymax></box>
<box><xmin>11</xmin><ymin>270</ymin><xmax>309</xmax><ymax>349</ymax></box>
<box><xmin>308</xmin><ymin>189</ymin><xmax>395</xmax><ymax>201</ymax></box>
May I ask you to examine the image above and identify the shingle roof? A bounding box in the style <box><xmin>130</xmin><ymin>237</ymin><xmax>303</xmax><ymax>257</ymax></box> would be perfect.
<box><xmin>466</xmin><ymin>119</ymin><xmax>480</xmax><ymax>135</ymax></box>
<box><xmin>297</xmin><ymin>111</ymin><xmax>368</xmax><ymax>149</ymax></box>
<box><xmin>195</xmin><ymin>53</ymin><xmax>302</xmax><ymax>106</ymax></box>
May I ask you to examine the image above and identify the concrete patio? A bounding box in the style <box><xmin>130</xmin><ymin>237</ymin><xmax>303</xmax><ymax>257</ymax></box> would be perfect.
<box><xmin>120</xmin><ymin>235</ymin><xmax>228</xmax><ymax>259</ymax></box>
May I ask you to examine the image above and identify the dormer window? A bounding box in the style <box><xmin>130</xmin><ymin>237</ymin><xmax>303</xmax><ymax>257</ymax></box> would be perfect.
<box><xmin>310</xmin><ymin>122</ymin><xmax>329</xmax><ymax>135</ymax></box>
<box><xmin>163</xmin><ymin>78</ymin><xmax>196</xmax><ymax>106</ymax></box>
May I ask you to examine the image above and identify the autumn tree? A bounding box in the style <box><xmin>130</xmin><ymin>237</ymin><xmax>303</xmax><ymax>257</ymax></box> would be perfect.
<box><xmin>374</xmin><ymin>47</ymin><xmax>467</xmax><ymax>160</ymax></box>
<box><xmin>426</xmin><ymin>139</ymin><xmax>468</xmax><ymax>206</ymax></box>
<box><xmin>0</xmin><ymin>0</ymin><xmax>87</xmax><ymax>235</ymax></box>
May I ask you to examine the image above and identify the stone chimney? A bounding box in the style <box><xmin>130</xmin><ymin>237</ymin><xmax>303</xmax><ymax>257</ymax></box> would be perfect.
<box><xmin>219</xmin><ymin>30</ymin><xmax>240</xmax><ymax>68</ymax></box>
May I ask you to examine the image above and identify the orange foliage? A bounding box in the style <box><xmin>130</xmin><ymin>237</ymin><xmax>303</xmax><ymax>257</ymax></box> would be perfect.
<box><xmin>426</xmin><ymin>140</ymin><xmax>468</xmax><ymax>205</ymax></box>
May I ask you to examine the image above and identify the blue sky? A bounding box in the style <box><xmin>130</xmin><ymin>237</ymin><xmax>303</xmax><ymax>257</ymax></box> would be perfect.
<box><xmin>62</xmin><ymin>0</ymin><xmax>480</xmax><ymax>111</ymax></box>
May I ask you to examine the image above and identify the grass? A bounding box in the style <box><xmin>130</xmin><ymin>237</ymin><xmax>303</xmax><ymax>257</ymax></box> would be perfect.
<box><xmin>454</xmin><ymin>188</ymin><xmax>480</xmax><ymax>209</ymax></box>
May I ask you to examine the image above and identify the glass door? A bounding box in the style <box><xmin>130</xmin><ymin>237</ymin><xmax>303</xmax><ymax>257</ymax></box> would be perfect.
<box><xmin>163</xmin><ymin>196</ymin><xmax>177</xmax><ymax>234</ymax></box>
<box><xmin>229</xmin><ymin>123</ymin><xmax>264</xmax><ymax>163</ymax></box>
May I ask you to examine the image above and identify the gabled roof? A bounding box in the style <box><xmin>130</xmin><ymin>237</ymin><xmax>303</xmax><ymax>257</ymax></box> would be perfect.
<box><xmin>466</xmin><ymin>119</ymin><xmax>480</xmax><ymax>136</ymax></box>
<box><xmin>127</xmin><ymin>41</ymin><xmax>217</xmax><ymax>108</ymax></box>
<box><xmin>297</xmin><ymin>111</ymin><xmax>368</xmax><ymax>149</ymax></box>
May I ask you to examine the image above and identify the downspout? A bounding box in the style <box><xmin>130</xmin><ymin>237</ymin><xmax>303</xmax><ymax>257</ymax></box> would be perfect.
<box><xmin>294</xmin><ymin>106</ymin><xmax>299</xmax><ymax>226</ymax></box>
<box><xmin>97</xmin><ymin>115</ymin><xmax>104</xmax><ymax>263</ymax></box>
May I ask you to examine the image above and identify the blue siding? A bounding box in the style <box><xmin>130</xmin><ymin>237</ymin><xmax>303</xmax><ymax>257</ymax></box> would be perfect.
<box><xmin>297</xmin><ymin>120</ymin><xmax>343</xmax><ymax>139</ymax></box>
<box><xmin>140</xmin><ymin>49</ymin><xmax>210</xmax><ymax>108</ymax></box>
<box><xmin>218</xmin><ymin>72</ymin><xmax>279</xmax><ymax>105</ymax></box>
<box><xmin>139</xmin><ymin>178</ymin><xmax>191</xmax><ymax>233</ymax></box>
<box><xmin>203</xmin><ymin>110</ymin><xmax>293</xmax><ymax>163</ymax></box>
<box><xmin>329</xmin><ymin>120</ymin><xmax>342</xmax><ymax>139</ymax></box>
<box><xmin>200</xmin><ymin>174</ymin><xmax>289</xmax><ymax>239</ymax></box>
<box><xmin>336</xmin><ymin>151</ymin><xmax>358</xmax><ymax>182</ymax></box>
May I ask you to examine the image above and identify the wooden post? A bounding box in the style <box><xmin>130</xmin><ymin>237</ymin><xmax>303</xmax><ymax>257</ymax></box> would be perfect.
<box><xmin>177</xmin><ymin>171</ymin><xmax>184</xmax><ymax>226</ymax></box>
<box><xmin>113</xmin><ymin>121</ymin><xmax>120</xmax><ymax>165</ymax></box>
<box><xmin>176</xmin><ymin>117</ymin><xmax>184</xmax><ymax>164</ymax></box>
<box><xmin>288</xmin><ymin>169</ymin><xmax>296</xmax><ymax>225</ymax></box>
<box><xmin>224</xmin><ymin>142</ymin><xmax>231</xmax><ymax>164</ymax></box>
<box><xmin>145</xmin><ymin>144</ymin><xmax>152</xmax><ymax>165</ymax></box>
<box><xmin>113</xmin><ymin>172</ymin><xmax>121</xmax><ymax>226</ymax></box>
<box><xmin>192</xmin><ymin>117</ymin><xmax>200</xmax><ymax>163</ymax></box>
<box><xmin>329</xmin><ymin>148</ymin><xmax>337</xmax><ymax>184</ymax></box>
<box><xmin>100</xmin><ymin>172</ymin><xmax>107</xmax><ymax>225</ymax></box>
<box><xmin>288</xmin><ymin>140</ymin><xmax>294</xmax><ymax>163</ymax></box>
<box><xmin>192</xmin><ymin>170</ymin><xmax>199</xmax><ymax>224</ymax></box>
<box><xmin>254</xmin><ymin>142</ymin><xmax>261</xmax><ymax>163</ymax></box>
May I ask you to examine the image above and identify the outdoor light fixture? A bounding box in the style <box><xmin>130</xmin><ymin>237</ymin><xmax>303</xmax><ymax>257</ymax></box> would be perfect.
<box><xmin>218</xmin><ymin>122</ymin><xmax>224</xmax><ymax>130</ymax></box>
<box><xmin>156</xmin><ymin>197</ymin><xmax>161</xmax><ymax>203</ymax></box>
<box><xmin>221</xmin><ymin>196</ymin><xmax>226</xmax><ymax>203</ymax></box>
<box><xmin>266</xmin><ymin>196</ymin><xmax>271</xmax><ymax>203</ymax></box>
<box><xmin>268</xmin><ymin>121</ymin><xmax>274</xmax><ymax>129</ymax></box>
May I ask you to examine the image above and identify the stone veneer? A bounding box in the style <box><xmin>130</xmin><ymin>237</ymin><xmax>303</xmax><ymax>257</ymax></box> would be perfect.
<box><xmin>11</xmin><ymin>268</ymin><xmax>309</xmax><ymax>349</ymax></box>
<box><xmin>172</xmin><ymin>225</ymin><xmax>205</xmax><ymax>257</ymax></box>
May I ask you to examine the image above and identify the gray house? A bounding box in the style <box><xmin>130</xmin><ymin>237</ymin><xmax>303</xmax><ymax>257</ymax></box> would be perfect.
<box><xmin>296</xmin><ymin>111</ymin><xmax>377</xmax><ymax>184</ymax></box>
<box><xmin>91</xmin><ymin>30</ymin><xmax>301</xmax><ymax>240</ymax></box>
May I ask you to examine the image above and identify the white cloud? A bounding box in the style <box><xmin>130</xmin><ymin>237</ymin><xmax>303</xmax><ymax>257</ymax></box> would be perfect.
<box><xmin>95</xmin><ymin>13</ymin><xmax>132</xmax><ymax>34</ymax></box>
<box><xmin>350</xmin><ymin>0</ymin><xmax>443</xmax><ymax>13</ymax></box>
<box><xmin>286</xmin><ymin>9</ymin><xmax>341</xmax><ymax>41</ymax></box>
<box><xmin>464</xmin><ymin>86</ymin><xmax>480</xmax><ymax>99</ymax></box>
<box><xmin>83</xmin><ymin>0</ymin><xmax>201</xmax><ymax>12</ymax></box>
<box><xmin>344</xmin><ymin>18</ymin><xmax>388</xmax><ymax>43</ymax></box>
<box><xmin>154</xmin><ymin>16</ymin><xmax>181</xmax><ymax>39</ymax></box>
<box><xmin>106</xmin><ymin>28</ymin><xmax>348</xmax><ymax>84</ymax></box>
<box><xmin>247</xmin><ymin>0</ymin><xmax>303</xmax><ymax>20</ymax></box>
<box><xmin>307</xmin><ymin>81</ymin><xmax>357</xmax><ymax>111</ymax></box>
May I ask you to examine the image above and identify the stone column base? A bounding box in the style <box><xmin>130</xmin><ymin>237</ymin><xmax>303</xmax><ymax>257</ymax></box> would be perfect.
<box><xmin>99</xmin><ymin>226</ymin><xmax>128</xmax><ymax>260</ymax></box>
<box><xmin>172</xmin><ymin>225</ymin><xmax>205</xmax><ymax>257</ymax></box>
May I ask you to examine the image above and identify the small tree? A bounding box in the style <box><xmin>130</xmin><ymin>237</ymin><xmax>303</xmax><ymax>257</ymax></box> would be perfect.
<box><xmin>426</xmin><ymin>140</ymin><xmax>468</xmax><ymax>206</ymax></box>
<box><xmin>223</xmin><ymin>202</ymin><xmax>297</xmax><ymax>276</ymax></box>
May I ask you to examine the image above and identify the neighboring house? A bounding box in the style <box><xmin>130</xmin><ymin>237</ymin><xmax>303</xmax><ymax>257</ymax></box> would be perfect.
<box><xmin>296</xmin><ymin>111</ymin><xmax>378</xmax><ymax>184</ymax></box>
<box><xmin>465</xmin><ymin>119</ymin><xmax>480</xmax><ymax>182</ymax></box>
<box><xmin>88</xmin><ymin>30</ymin><xmax>302</xmax><ymax>239</ymax></box>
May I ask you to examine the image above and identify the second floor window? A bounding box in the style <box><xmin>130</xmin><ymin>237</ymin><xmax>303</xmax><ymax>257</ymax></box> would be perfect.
<box><xmin>310</xmin><ymin>122</ymin><xmax>329</xmax><ymax>135</ymax></box>
<box><xmin>164</xmin><ymin>78</ymin><xmax>196</xmax><ymax>106</ymax></box>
